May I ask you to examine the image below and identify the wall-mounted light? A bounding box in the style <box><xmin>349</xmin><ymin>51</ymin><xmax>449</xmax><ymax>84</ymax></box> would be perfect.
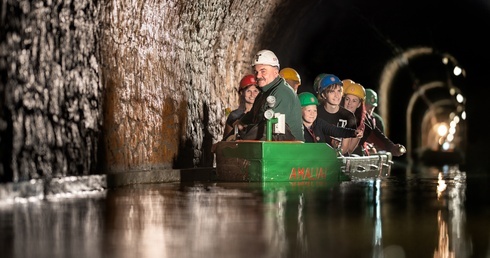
<box><xmin>453</xmin><ymin>66</ymin><xmax>462</xmax><ymax>76</ymax></box>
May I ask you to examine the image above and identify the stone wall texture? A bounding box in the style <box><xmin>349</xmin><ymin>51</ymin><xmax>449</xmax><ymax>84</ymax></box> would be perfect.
<box><xmin>0</xmin><ymin>0</ymin><xmax>287</xmax><ymax>182</ymax></box>
<box><xmin>99</xmin><ymin>0</ymin><xmax>282</xmax><ymax>172</ymax></box>
<box><xmin>0</xmin><ymin>0</ymin><xmax>101</xmax><ymax>181</ymax></box>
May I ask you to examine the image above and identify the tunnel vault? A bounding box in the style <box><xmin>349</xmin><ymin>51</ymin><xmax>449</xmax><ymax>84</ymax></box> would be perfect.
<box><xmin>1</xmin><ymin>0</ymin><xmax>468</xmax><ymax>184</ymax></box>
<box><xmin>378</xmin><ymin>47</ymin><xmax>467</xmax><ymax>164</ymax></box>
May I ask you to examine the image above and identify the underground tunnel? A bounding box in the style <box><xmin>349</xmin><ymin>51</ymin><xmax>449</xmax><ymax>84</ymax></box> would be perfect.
<box><xmin>0</xmin><ymin>0</ymin><xmax>487</xmax><ymax>186</ymax></box>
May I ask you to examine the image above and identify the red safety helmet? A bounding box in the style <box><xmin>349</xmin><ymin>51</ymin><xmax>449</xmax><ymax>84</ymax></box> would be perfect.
<box><xmin>239</xmin><ymin>74</ymin><xmax>256</xmax><ymax>91</ymax></box>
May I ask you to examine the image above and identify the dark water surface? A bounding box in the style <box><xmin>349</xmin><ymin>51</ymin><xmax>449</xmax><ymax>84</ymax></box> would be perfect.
<box><xmin>1</xmin><ymin>165</ymin><xmax>489</xmax><ymax>258</ymax></box>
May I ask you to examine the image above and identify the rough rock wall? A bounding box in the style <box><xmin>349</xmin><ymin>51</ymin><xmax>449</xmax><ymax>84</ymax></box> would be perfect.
<box><xmin>0</xmin><ymin>0</ymin><xmax>101</xmax><ymax>182</ymax></box>
<box><xmin>0</xmin><ymin>0</ymin><xmax>285</xmax><ymax>182</ymax></box>
<box><xmin>100</xmin><ymin>0</ymin><xmax>282</xmax><ymax>172</ymax></box>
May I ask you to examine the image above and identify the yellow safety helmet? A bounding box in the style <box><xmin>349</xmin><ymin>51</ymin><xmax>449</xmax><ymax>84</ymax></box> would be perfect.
<box><xmin>280</xmin><ymin>67</ymin><xmax>301</xmax><ymax>85</ymax></box>
<box><xmin>342</xmin><ymin>79</ymin><xmax>355</xmax><ymax>88</ymax></box>
<box><xmin>344</xmin><ymin>82</ymin><xmax>366</xmax><ymax>100</ymax></box>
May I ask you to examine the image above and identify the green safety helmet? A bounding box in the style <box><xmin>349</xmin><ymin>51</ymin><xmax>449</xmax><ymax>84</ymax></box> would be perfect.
<box><xmin>365</xmin><ymin>88</ymin><xmax>378</xmax><ymax>107</ymax></box>
<box><xmin>298</xmin><ymin>92</ymin><xmax>319</xmax><ymax>107</ymax></box>
<box><xmin>313</xmin><ymin>73</ymin><xmax>327</xmax><ymax>94</ymax></box>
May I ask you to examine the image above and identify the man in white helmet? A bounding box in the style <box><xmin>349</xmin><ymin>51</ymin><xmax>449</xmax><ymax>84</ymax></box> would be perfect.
<box><xmin>234</xmin><ymin>49</ymin><xmax>304</xmax><ymax>141</ymax></box>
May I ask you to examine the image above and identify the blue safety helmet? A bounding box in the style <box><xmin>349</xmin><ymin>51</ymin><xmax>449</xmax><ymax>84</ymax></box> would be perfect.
<box><xmin>318</xmin><ymin>74</ymin><xmax>343</xmax><ymax>93</ymax></box>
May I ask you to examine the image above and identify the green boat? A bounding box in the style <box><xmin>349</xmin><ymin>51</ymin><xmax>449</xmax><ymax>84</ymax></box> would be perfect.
<box><xmin>214</xmin><ymin>140</ymin><xmax>393</xmax><ymax>182</ymax></box>
<box><xmin>214</xmin><ymin>95</ymin><xmax>393</xmax><ymax>182</ymax></box>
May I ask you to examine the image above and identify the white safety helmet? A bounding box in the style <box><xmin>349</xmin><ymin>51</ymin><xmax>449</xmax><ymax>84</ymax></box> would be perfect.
<box><xmin>252</xmin><ymin>49</ymin><xmax>280</xmax><ymax>68</ymax></box>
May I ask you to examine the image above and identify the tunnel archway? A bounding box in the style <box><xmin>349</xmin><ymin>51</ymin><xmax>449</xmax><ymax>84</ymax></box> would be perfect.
<box><xmin>378</xmin><ymin>48</ymin><xmax>467</xmax><ymax>165</ymax></box>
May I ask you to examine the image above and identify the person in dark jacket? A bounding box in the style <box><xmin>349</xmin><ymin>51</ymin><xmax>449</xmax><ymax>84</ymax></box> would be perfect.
<box><xmin>299</xmin><ymin>92</ymin><xmax>361</xmax><ymax>144</ymax></box>
<box><xmin>222</xmin><ymin>74</ymin><xmax>259</xmax><ymax>139</ymax></box>
<box><xmin>315</xmin><ymin>74</ymin><xmax>357</xmax><ymax>154</ymax></box>
<box><xmin>340</xmin><ymin>79</ymin><xmax>366</xmax><ymax>154</ymax></box>
<box><xmin>342</xmin><ymin>82</ymin><xmax>405</xmax><ymax>157</ymax></box>
<box><xmin>365</xmin><ymin>88</ymin><xmax>385</xmax><ymax>133</ymax></box>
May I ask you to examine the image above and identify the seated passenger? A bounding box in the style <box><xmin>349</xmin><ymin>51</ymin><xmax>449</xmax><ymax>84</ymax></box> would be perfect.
<box><xmin>279</xmin><ymin>67</ymin><xmax>301</xmax><ymax>93</ymax></box>
<box><xmin>365</xmin><ymin>88</ymin><xmax>385</xmax><ymax>133</ymax></box>
<box><xmin>340</xmin><ymin>80</ymin><xmax>366</xmax><ymax>154</ymax></box>
<box><xmin>223</xmin><ymin>74</ymin><xmax>259</xmax><ymax>140</ymax></box>
<box><xmin>299</xmin><ymin>92</ymin><xmax>361</xmax><ymax>143</ymax></box>
<box><xmin>234</xmin><ymin>50</ymin><xmax>304</xmax><ymax>141</ymax></box>
<box><xmin>315</xmin><ymin>74</ymin><xmax>357</xmax><ymax>154</ymax></box>
<box><xmin>342</xmin><ymin>81</ymin><xmax>405</xmax><ymax>157</ymax></box>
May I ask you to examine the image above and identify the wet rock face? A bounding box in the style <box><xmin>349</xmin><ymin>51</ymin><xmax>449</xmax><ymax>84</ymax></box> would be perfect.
<box><xmin>0</xmin><ymin>0</ymin><xmax>101</xmax><ymax>182</ymax></box>
<box><xmin>0</xmin><ymin>0</ymin><xmax>283</xmax><ymax>182</ymax></box>
<box><xmin>99</xmin><ymin>0</ymin><xmax>283</xmax><ymax>172</ymax></box>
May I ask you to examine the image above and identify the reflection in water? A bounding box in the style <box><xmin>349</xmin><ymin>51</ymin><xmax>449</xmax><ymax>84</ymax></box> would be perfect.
<box><xmin>434</xmin><ymin>166</ymin><xmax>469</xmax><ymax>258</ymax></box>
<box><xmin>0</xmin><ymin>192</ymin><xmax>107</xmax><ymax>258</ymax></box>
<box><xmin>297</xmin><ymin>193</ymin><xmax>308</xmax><ymax>256</ymax></box>
<box><xmin>1</xmin><ymin>167</ymin><xmax>490</xmax><ymax>258</ymax></box>
<box><xmin>103</xmin><ymin>183</ymin><xmax>280</xmax><ymax>258</ymax></box>
<box><xmin>264</xmin><ymin>189</ymin><xmax>310</xmax><ymax>257</ymax></box>
<box><xmin>372</xmin><ymin>179</ymin><xmax>384</xmax><ymax>258</ymax></box>
<box><xmin>264</xmin><ymin>189</ymin><xmax>287</xmax><ymax>257</ymax></box>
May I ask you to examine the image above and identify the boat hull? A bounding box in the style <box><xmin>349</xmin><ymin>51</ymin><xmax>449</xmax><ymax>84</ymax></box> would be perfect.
<box><xmin>214</xmin><ymin>141</ymin><xmax>393</xmax><ymax>182</ymax></box>
<box><xmin>214</xmin><ymin>141</ymin><xmax>342</xmax><ymax>182</ymax></box>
